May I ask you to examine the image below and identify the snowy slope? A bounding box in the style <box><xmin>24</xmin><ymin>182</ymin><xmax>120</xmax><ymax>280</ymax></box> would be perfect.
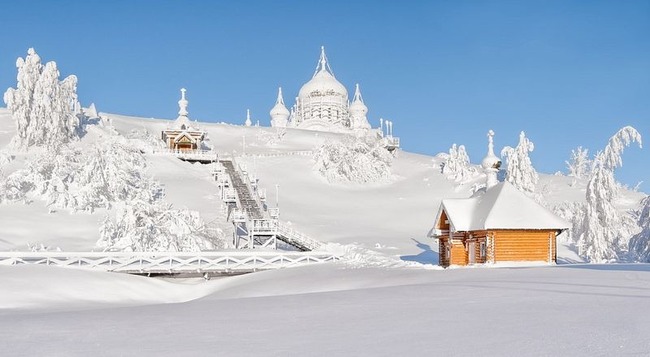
<box><xmin>1</xmin><ymin>108</ymin><xmax>649</xmax><ymax>356</ymax></box>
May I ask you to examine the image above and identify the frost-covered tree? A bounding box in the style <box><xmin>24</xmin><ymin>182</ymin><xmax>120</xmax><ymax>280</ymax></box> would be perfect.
<box><xmin>76</xmin><ymin>137</ymin><xmax>162</xmax><ymax>212</ymax></box>
<box><xmin>501</xmin><ymin>131</ymin><xmax>538</xmax><ymax>193</ymax></box>
<box><xmin>566</xmin><ymin>146</ymin><xmax>591</xmax><ymax>179</ymax></box>
<box><xmin>27</xmin><ymin>146</ymin><xmax>81</xmax><ymax>209</ymax></box>
<box><xmin>440</xmin><ymin>144</ymin><xmax>478</xmax><ymax>183</ymax></box>
<box><xmin>552</xmin><ymin>201</ymin><xmax>586</xmax><ymax>244</ymax></box>
<box><xmin>98</xmin><ymin>200</ymin><xmax>224</xmax><ymax>252</ymax></box>
<box><xmin>3</xmin><ymin>48</ymin><xmax>42</xmax><ymax>144</ymax></box>
<box><xmin>3</xmin><ymin>48</ymin><xmax>81</xmax><ymax>149</ymax></box>
<box><xmin>629</xmin><ymin>196</ymin><xmax>650</xmax><ymax>262</ymax></box>
<box><xmin>313</xmin><ymin>136</ymin><xmax>393</xmax><ymax>183</ymax></box>
<box><xmin>578</xmin><ymin>126</ymin><xmax>642</xmax><ymax>262</ymax></box>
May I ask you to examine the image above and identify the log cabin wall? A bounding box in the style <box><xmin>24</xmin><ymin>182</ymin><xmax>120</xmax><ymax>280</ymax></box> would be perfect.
<box><xmin>438</xmin><ymin>237</ymin><xmax>449</xmax><ymax>267</ymax></box>
<box><xmin>450</xmin><ymin>232</ymin><xmax>468</xmax><ymax>266</ymax></box>
<box><xmin>491</xmin><ymin>230</ymin><xmax>557</xmax><ymax>263</ymax></box>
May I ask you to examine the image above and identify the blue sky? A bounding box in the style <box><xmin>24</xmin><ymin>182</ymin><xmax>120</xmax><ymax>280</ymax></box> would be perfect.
<box><xmin>1</xmin><ymin>1</ymin><xmax>648</xmax><ymax>192</ymax></box>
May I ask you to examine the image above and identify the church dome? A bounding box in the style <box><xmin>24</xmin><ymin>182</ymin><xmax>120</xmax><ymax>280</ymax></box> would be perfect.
<box><xmin>298</xmin><ymin>47</ymin><xmax>348</xmax><ymax>100</ymax></box>
<box><xmin>349</xmin><ymin>84</ymin><xmax>368</xmax><ymax>117</ymax></box>
<box><xmin>270</xmin><ymin>87</ymin><xmax>290</xmax><ymax>127</ymax></box>
<box><xmin>270</xmin><ymin>101</ymin><xmax>290</xmax><ymax>118</ymax></box>
<box><xmin>349</xmin><ymin>98</ymin><xmax>368</xmax><ymax>116</ymax></box>
<box><xmin>298</xmin><ymin>69</ymin><xmax>348</xmax><ymax>100</ymax></box>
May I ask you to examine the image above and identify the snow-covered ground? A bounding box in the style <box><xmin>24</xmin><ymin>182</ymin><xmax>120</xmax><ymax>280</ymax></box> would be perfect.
<box><xmin>1</xmin><ymin>108</ymin><xmax>649</xmax><ymax>356</ymax></box>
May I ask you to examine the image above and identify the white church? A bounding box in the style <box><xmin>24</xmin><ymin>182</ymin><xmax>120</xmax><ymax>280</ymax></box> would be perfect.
<box><xmin>269</xmin><ymin>47</ymin><xmax>372</xmax><ymax>133</ymax></box>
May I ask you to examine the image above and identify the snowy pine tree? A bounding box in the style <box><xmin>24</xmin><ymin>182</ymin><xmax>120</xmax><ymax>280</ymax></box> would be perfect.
<box><xmin>578</xmin><ymin>126</ymin><xmax>642</xmax><ymax>262</ymax></box>
<box><xmin>500</xmin><ymin>131</ymin><xmax>538</xmax><ymax>193</ymax></box>
<box><xmin>3</xmin><ymin>48</ymin><xmax>81</xmax><ymax>150</ymax></box>
<box><xmin>441</xmin><ymin>144</ymin><xmax>477</xmax><ymax>183</ymax></box>
<box><xmin>629</xmin><ymin>196</ymin><xmax>650</xmax><ymax>262</ymax></box>
<box><xmin>566</xmin><ymin>146</ymin><xmax>591</xmax><ymax>180</ymax></box>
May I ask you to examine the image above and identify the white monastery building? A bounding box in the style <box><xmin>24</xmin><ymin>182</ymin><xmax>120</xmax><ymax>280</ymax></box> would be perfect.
<box><xmin>269</xmin><ymin>46</ymin><xmax>371</xmax><ymax>133</ymax></box>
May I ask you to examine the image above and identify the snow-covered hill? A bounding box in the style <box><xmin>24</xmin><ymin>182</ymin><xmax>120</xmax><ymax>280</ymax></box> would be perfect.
<box><xmin>1</xmin><ymin>108</ymin><xmax>649</xmax><ymax>356</ymax></box>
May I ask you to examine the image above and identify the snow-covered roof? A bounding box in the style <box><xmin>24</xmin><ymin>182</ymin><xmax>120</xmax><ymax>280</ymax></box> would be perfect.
<box><xmin>173</xmin><ymin>131</ymin><xmax>198</xmax><ymax>144</ymax></box>
<box><xmin>438</xmin><ymin>182</ymin><xmax>570</xmax><ymax>232</ymax></box>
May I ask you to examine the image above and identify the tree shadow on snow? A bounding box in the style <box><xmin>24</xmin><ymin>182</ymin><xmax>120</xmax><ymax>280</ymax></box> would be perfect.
<box><xmin>400</xmin><ymin>238</ymin><xmax>438</xmax><ymax>265</ymax></box>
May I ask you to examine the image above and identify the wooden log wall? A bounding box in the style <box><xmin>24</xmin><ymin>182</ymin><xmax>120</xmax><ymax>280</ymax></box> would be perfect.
<box><xmin>438</xmin><ymin>238</ymin><xmax>450</xmax><ymax>267</ymax></box>
<box><xmin>491</xmin><ymin>230</ymin><xmax>556</xmax><ymax>263</ymax></box>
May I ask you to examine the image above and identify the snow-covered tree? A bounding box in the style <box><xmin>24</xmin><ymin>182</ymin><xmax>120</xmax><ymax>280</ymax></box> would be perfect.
<box><xmin>440</xmin><ymin>144</ymin><xmax>478</xmax><ymax>183</ymax></box>
<box><xmin>629</xmin><ymin>196</ymin><xmax>650</xmax><ymax>262</ymax></box>
<box><xmin>313</xmin><ymin>136</ymin><xmax>393</xmax><ymax>183</ymax></box>
<box><xmin>3</xmin><ymin>48</ymin><xmax>42</xmax><ymax>145</ymax></box>
<box><xmin>578</xmin><ymin>126</ymin><xmax>642</xmax><ymax>262</ymax></box>
<box><xmin>566</xmin><ymin>146</ymin><xmax>591</xmax><ymax>179</ymax></box>
<box><xmin>552</xmin><ymin>201</ymin><xmax>586</xmax><ymax>244</ymax></box>
<box><xmin>76</xmin><ymin>136</ymin><xmax>162</xmax><ymax>212</ymax></box>
<box><xmin>97</xmin><ymin>200</ymin><xmax>224</xmax><ymax>252</ymax></box>
<box><xmin>27</xmin><ymin>146</ymin><xmax>81</xmax><ymax>209</ymax></box>
<box><xmin>501</xmin><ymin>131</ymin><xmax>538</xmax><ymax>193</ymax></box>
<box><xmin>3</xmin><ymin>48</ymin><xmax>81</xmax><ymax>150</ymax></box>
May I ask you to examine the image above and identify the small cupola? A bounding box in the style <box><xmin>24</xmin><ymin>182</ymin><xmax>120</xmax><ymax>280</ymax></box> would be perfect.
<box><xmin>481</xmin><ymin>130</ymin><xmax>501</xmax><ymax>189</ymax></box>
<box><xmin>269</xmin><ymin>87</ymin><xmax>290</xmax><ymax>127</ymax></box>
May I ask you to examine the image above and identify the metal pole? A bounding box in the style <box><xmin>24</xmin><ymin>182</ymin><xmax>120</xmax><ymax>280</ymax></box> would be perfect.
<box><xmin>275</xmin><ymin>184</ymin><xmax>280</xmax><ymax>208</ymax></box>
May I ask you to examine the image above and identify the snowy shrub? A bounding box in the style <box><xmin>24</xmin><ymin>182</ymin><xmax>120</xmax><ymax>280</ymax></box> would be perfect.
<box><xmin>97</xmin><ymin>200</ymin><xmax>224</xmax><ymax>252</ymax></box>
<box><xmin>0</xmin><ymin>151</ymin><xmax>13</xmax><ymax>166</ymax></box>
<box><xmin>127</xmin><ymin>128</ymin><xmax>165</xmax><ymax>153</ymax></box>
<box><xmin>440</xmin><ymin>144</ymin><xmax>478</xmax><ymax>183</ymax></box>
<box><xmin>578</xmin><ymin>126</ymin><xmax>642</xmax><ymax>262</ymax></box>
<box><xmin>501</xmin><ymin>131</ymin><xmax>538</xmax><ymax>193</ymax></box>
<box><xmin>629</xmin><ymin>196</ymin><xmax>650</xmax><ymax>262</ymax></box>
<box><xmin>313</xmin><ymin>136</ymin><xmax>393</xmax><ymax>183</ymax></box>
<box><xmin>566</xmin><ymin>146</ymin><xmax>591</xmax><ymax>180</ymax></box>
<box><xmin>257</xmin><ymin>127</ymin><xmax>286</xmax><ymax>147</ymax></box>
<box><xmin>27</xmin><ymin>242</ymin><xmax>62</xmax><ymax>252</ymax></box>
<box><xmin>0</xmin><ymin>169</ymin><xmax>34</xmax><ymax>203</ymax></box>
<box><xmin>3</xmin><ymin>48</ymin><xmax>82</xmax><ymax>150</ymax></box>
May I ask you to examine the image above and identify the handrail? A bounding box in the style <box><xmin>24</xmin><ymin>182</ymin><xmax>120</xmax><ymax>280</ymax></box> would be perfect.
<box><xmin>0</xmin><ymin>251</ymin><xmax>341</xmax><ymax>274</ymax></box>
<box><xmin>152</xmin><ymin>148</ymin><xmax>219</xmax><ymax>161</ymax></box>
<box><xmin>277</xmin><ymin>222</ymin><xmax>322</xmax><ymax>251</ymax></box>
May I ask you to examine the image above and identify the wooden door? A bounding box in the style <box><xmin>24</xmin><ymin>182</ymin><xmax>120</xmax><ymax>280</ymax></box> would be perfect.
<box><xmin>468</xmin><ymin>241</ymin><xmax>476</xmax><ymax>264</ymax></box>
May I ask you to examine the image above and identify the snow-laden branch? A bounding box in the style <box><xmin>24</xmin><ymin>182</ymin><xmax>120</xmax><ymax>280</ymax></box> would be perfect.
<box><xmin>501</xmin><ymin>131</ymin><xmax>538</xmax><ymax>193</ymax></box>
